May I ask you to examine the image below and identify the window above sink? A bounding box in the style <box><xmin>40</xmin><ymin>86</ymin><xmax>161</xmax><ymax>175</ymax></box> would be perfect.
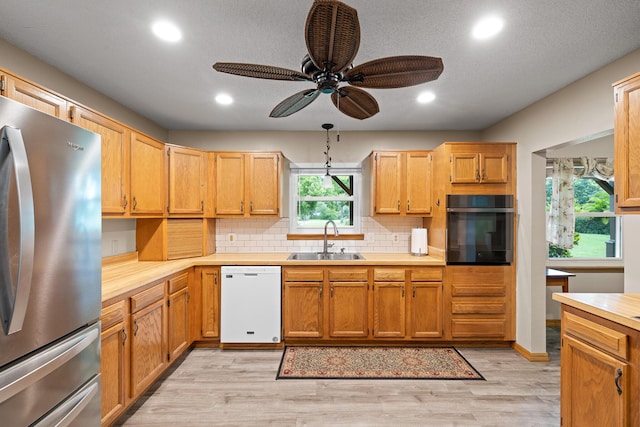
<box><xmin>289</xmin><ymin>163</ymin><xmax>362</xmax><ymax>235</ymax></box>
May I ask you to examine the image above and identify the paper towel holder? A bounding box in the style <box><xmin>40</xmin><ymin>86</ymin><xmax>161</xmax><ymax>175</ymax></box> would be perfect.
<box><xmin>411</xmin><ymin>228</ymin><xmax>428</xmax><ymax>256</ymax></box>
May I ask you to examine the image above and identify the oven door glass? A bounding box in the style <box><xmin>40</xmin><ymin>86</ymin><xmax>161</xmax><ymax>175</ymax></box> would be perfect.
<box><xmin>447</xmin><ymin>210</ymin><xmax>513</xmax><ymax>265</ymax></box>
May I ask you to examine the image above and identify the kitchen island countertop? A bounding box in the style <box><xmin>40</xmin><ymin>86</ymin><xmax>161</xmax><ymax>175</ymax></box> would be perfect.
<box><xmin>102</xmin><ymin>252</ymin><xmax>445</xmax><ymax>306</ymax></box>
<box><xmin>552</xmin><ymin>292</ymin><xmax>640</xmax><ymax>331</ymax></box>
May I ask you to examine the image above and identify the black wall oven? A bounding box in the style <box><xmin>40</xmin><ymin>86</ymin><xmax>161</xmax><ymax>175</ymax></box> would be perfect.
<box><xmin>446</xmin><ymin>195</ymin><xmax>514</xmax><ymax>265</ymax></box>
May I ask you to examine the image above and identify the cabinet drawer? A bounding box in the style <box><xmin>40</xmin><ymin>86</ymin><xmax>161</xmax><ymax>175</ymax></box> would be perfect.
<box><xmin>328</xmin><ymin>268</ymin><xmax>368</xmax><ymax>282</ymax></box>
<box><xmin>168</xmin><ymin>270</ymin><xmax>189</xmax><ymax>294</ymax></box>
<box><xmin>101</xmin><ymin>300</ymin><xmax>126</xmax><ymax>330</ymax></box>
<box><xmin>451</xmin><ymin>285</ymin><xmax>506</xmax><ymax>297</ymax></box>
<box><xmin>410</xmin><ymin>268</ymin><xmax>443</xmax><ymax>282</ymax></box>
<box><xmin>451</xmin><ymin>319</ymin><xmax>506</xmax><ymax>338</ymax></box>
<box><xmin>449</xmin><ymin>266</ymin><xmax>507</xmax><ymax>285</ymax></box>
<box><xmin>283</xmin><ymin>268</ymin><xmax>324</xmax><ymax>282</ymax></box>
<box><xmin>131</xmin><ymin>283</ymin><xmax>165</xmax><ymax>314</ymax></box>
<box><xmin>452</xmin><ymin>300</ymin><xmax>506</xmax><ymax>314</ymax></box>
<box><xmin>563</xmin><ymin>311</ymin><xmax>628</xmax><ymax>360</ymax></box>
<box><xmin>373</xmin><ymin>268</ymin><xmax>405</xmax><ymax>282</ymax></box>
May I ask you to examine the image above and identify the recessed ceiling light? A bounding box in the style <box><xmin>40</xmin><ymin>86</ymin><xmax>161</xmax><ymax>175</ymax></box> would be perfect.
<box><xmin>152</xmin><ymin>21</ymin><xmax>182</xmax><ymax>42</ymax></box>
<box><xmin>215</xmin><ymin>94</ymin><xmax>233</xmax><ymax>105</ymax></box>
<box><xmin>417</xmin><ymin>91</ymin><xmax>436</xmax><ymax>104</ymax></box>
<box><xmin>472</xmin><ymin>16</ymin><xmax>504</xmax><ymax>40</ymax></box>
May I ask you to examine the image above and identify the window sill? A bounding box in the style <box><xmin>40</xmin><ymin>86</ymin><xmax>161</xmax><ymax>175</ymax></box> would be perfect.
<box><xmin>546</xmin><ymin>259</ymin><xmax>624</xmax><ymax>273</ymax></box>
<box><xmin>287</xmin><ymin>234</ymin><xmax>364</xmax><ymax>241</ymax></box>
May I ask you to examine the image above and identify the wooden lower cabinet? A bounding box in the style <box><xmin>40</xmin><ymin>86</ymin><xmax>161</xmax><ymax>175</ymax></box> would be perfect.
<box><xmin>560</xmin><ymin>308</ymin><xmax>637</xmax><ymax>427</ymax></box>
<box><xmin>283</xmin><ymin>268</ymin><xmax>324</xmax><ymax>338</ymax></box>
<box><xmin>167</xmin><ymin>271</ymin><xmax>190</xmax><ymax>361</ymax></box>
<box><xmin>101</xmin><ymin>269</ymin><xmax>195</xmax><ymax>426</ymax></box>
<box><xmin>372</xmin><ymin>268</ymin><xmax>405</xmax><ymax>338</ymax></box>
<box><xmin>130</xmin><ymin>283</ymin><xmax>167</xmax><ymax>398</ymax></box>
<box><xmin>328</xmin><ymin>268</ymin><xmax>369</xmax><ymax>338</ymax></box>
<box><xmin>447</xmin><ymin>265</ymin><xmax>513</xmax><ymax>340</ymax></box>
<box><xmin>198</xmin><ymin>267</ymin><xmax>220</xmax><ymax>339</ymax></box>
<box><xmin>283</xmin><ymin>266</ymin><xmax>445</xmax><ymax>342</ymax></box>
<box><xmin>100</xmin><ymin>301</ymin><xmax>128</xmax><ymax>426</ymax></box>
<box><xmin>409</xmin><ymin>280</ymin><xmax>443</xmax><ymax>338</ymax></box>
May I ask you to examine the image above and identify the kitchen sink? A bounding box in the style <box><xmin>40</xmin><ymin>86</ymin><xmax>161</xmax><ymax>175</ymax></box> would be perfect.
<box><xmin>287</xmin><ymin>252</ymin><xmax>365</xmax><ymax>261</ymax></box>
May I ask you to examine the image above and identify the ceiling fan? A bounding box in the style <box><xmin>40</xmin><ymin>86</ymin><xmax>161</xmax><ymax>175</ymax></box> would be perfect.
<box><xmin>212</xmin><ymin>0</ymin><xmax>444</xmax><ymax>120</ymax></box>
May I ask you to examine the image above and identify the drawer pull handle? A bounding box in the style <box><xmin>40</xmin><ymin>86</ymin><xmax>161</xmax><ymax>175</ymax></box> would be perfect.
<box><xmin>615</xmin><ymin>368</ymin><xmax>623</xmax><ymax>395</ymax></box>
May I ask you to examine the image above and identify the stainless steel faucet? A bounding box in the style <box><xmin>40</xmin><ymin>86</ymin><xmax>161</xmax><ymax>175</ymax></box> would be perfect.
<box><xmin>322</xmin><ymin>220</ymin><xmax>339</xmax><ymax>254</ymax></box>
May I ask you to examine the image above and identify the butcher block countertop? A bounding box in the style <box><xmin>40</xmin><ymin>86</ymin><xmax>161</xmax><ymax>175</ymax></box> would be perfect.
<box><xmin>102</xmin><ymin>252</ymin><xmax>445</xmax><ymax>306</ymax></box>
<box><xmin>552</xmin><ymin>292</ymin><xmax>640</xmax><ymax>331</ymax></box>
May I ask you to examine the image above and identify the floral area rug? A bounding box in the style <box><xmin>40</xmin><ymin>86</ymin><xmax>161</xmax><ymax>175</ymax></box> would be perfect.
<box><xmin>276</xmin><ymin>346</ymin><xmax>484</xmax><ymax>380</ymax></box>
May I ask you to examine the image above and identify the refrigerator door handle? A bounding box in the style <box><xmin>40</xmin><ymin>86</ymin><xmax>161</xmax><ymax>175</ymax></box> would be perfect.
<box><xmin>0</xmin><ymin>126</ymin><xmax>35</xmax><ymax>335</ymax></box>
<box><xmin>32</xmin><ymin>376</ymin><xmax>99</xmax><ymax>427</ymax></box>
<box><xmin>0</xmin><ymin>323</ymin><xmax>99</xmax><ymax>405</ymax></box>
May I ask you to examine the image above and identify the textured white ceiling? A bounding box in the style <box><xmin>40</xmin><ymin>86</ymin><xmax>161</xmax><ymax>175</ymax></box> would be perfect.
<box><xmin>0</xmin><ymin>0</ymin><xmax>638</xmax><ymax>132</ymax></box>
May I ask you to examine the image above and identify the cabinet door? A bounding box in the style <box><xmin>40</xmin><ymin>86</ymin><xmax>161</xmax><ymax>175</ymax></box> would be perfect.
<box><xmin>614</xmin><ymin>73</ymin><xmax>640</xmax><ymax>210</ymax></box>
<box><xmin>247</xmin><ymin>153</ymin><xmax>280</xmax><ymax>216</ymax></box>
<box><xmin>410</xmin><ymin>282</ymin><xmax>443</xmax><ymax>338</ymax></box>
<box><xmin>1</xmin><ymin>74</ymin><xmax>67</xmax><ymax>119</ymax></box>
<box><xmin>100</xmin><ymin>305</ymin><xmax>127</xmax><ymax>426</ymax></box>
<box><xmin>373</xmin><ymin>152</ymin><xmax>402</xmax><ymax>214</ymax></box>
<box><xmin>130</xmin><ymin>298</ymin><xmax>166</xmax><ymax>398</ymax></box>
<box><xmin>167</xmin><ymin>146</ymin><xmax>205</xmax><ymax>215</ymax></box>
<box><xmin>70</xmin><ymin>105</ymin><xmax>130</xmax><ymax>215</ymax></box>
<box><xmin>373</xmin><ymin>282</ymin><xmax>405</xmax><ymax>338</ymax></box>
<box><xmin>450</xmin><ymin>152</ymin><xmax>479</xmax><ymax>183</ymax></box>
<box><xmin>329</xmin><ymin>282</ymin><xmax>369</xmax><ymax>337</ymax></box>
<box><xmin>561</xmin><ymin>335</ymin><xmax>628</xmax><ymax>427</ymax></box>
<box><xmin>480</xmin><ymin>151</ymin><xmax>509</xmax><ymax>183</ymax></box>
<box><xmin>168</xmin><ymin>287</ymin><xmax>189</xmax><ymax>361</ymax></box>
<box><xmin>405</xmin><ymin>151</ymin><xmax>432</xmax><ymax>214</ymax></box>
<box><xmin>283</xmin><ymin>282</ymin><xmax>324</xmax><ymax>338</ymax></box>
<box><xmin>201</xmin><ymin>268</ymin><xmax>220</xmax><ymax>339</ymax></box>
<box><xmin>130</xmin><ymin>132</ymin><xmax>165</xmax><ymax>215</ymax></box>
<box><xmin>216</xmin><ymin>153</ymin><xmax>245</xmax><ymax>215</ymax></box>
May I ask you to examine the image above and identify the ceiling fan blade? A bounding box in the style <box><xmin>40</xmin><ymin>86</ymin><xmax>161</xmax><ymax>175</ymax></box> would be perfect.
<box><xmin>331</xmin><ymin>87</ymin><xmax>379</xmax><ymax>120</ymax></box>
<box><xmin>270</xmin><ymin>89</ymin><xmax>320</xmax><ymax>118</ymax></box>
<box><xmin>213</xmin><ymin>62</ymin><xmax>311</xmax><ymax>81</ymax></box>
<box><xmin>344</xmin><ymin>55</ymin><xmax>444</xmax><ymax>89</ymax></box>
<box><xmin>305</xmin><ymin>0</ymin><xmax>360</xmax><ymax>73</ymax></box>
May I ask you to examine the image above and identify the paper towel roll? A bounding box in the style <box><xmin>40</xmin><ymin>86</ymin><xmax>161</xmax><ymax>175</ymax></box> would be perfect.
<box><xmin>411</xmin><ymin>228</ymin><xmax>428</xmax><ymax>256</ymax></box>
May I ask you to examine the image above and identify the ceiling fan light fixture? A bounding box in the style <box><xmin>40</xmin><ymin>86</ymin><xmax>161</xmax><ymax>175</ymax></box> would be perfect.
<box><xmin>417</xmin><ymin>91</ymin><xmax>436</xmax><ymax>104</ymax></box>
<box><xmin>472</xmin><ymin>16</ymin><xmax>504</xmax><ymax>40</ymax></box>
<box><xmin>151</xmin><ymin>21</ymin><xmax>182</xmax><ymax>42</ymax></box>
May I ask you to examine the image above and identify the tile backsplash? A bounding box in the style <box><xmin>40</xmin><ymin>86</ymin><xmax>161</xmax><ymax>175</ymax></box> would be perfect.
<box><xmin>215</xmin><ymin>216</ymin><xmax>424</xmax><ymax>253</ymax></box>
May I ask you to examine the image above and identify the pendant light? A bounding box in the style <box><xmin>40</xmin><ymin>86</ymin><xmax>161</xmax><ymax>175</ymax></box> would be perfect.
<box><xmin>322</xmin><ymin>123</ymin><xmax>334</xmax><ymax>188</ymax></box>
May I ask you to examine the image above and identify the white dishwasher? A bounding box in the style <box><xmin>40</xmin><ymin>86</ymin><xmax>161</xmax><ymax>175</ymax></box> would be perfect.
<box><xmin>220</xmin><ymin>266</ymin><xmax>282</xmax><ymax>343</ymax></box>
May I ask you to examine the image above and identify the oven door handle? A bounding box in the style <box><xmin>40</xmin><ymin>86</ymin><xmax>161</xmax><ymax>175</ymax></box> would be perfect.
<box><xmin>446</xmin><ymin>207</ymin><xmax>514</xmax><ymax>213</ymax></box>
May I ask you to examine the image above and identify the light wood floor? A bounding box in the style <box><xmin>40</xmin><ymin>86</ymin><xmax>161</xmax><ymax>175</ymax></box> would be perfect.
<box><xmin>116</xmin><ymin>328</ymin><xmax>560</xmax><ymax>426</ymax></box>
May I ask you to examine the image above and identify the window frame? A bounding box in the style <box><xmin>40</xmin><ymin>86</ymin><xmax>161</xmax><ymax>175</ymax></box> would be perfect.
<box><xmin>545</xmin><ymin>174</ymin><xmax>622</xmax><ymax>265</ymax></box>
<box><xmin>289</xmin><ymin>163</ymin><xmax>362</xmax><ymax>235</ymax></box>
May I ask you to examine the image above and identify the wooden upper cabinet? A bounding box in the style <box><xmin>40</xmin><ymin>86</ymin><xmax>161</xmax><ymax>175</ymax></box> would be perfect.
<box><xmin>614</xmin><ymin>71</ymin><xmax>640</xmax><ymax>212</ymax></box>
<box><xmin>406</xmin><ymin>151</ymin><xmax>432</xmax><ymax>214</ymax></box>
<box><xmin>373</xmin><ymin>152</ymin><xmax>402</xmax><ymax>214</ymax></box>
<box><xmin>0</xmin><ymin>73</ymin><xmax>68</xmax><ymax>119</ymax></box>
<box><xmin>167</xmin><ymin>145</ymin><xmax>206</xmax><ymax>215</ymax></box>
<box><xmin>215</xmin><ymin>152</ymin><xmax>245</xmax><ymax>215</ymax></box>
<box><xmin>70</xmin><ymin>105</ymin><xmax>130</xmax><ymax>215</ymax></box>
<box><xmin>371</xmin><ymin>151</ymin><xmax>432</xmax><ymax>216</ymax></box>
<box><xmin>130</xmin><ymin>133</ymin><xmax>165</xmax><ymax>215</ymax></box>
<box><xmin>215</xmin><ymin>152</ymin><xmax>281</xmax><ymax>217</ymax></box>
<box><xmin>450</xmin><ymin>150</ymin><xmax>508</xmax><ymax>184</ymax></box>
<box><xmin>247</xmin><ymin>153</ymin><xmax>280</xmax><ymax>215</ymax></box>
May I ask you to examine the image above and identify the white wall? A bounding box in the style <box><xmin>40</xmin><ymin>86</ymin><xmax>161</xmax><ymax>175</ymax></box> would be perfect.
<box><xmin>482</xmin><ymin>48</ymin><xmax>640</xmax><ymax>354</ymax></box>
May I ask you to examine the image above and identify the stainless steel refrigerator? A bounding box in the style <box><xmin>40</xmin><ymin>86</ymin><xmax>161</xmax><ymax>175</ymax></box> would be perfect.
<box><xmin>0</xmin><ymin>96</ymin><xmax>102</xmax><ymax>426</ymax></box>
